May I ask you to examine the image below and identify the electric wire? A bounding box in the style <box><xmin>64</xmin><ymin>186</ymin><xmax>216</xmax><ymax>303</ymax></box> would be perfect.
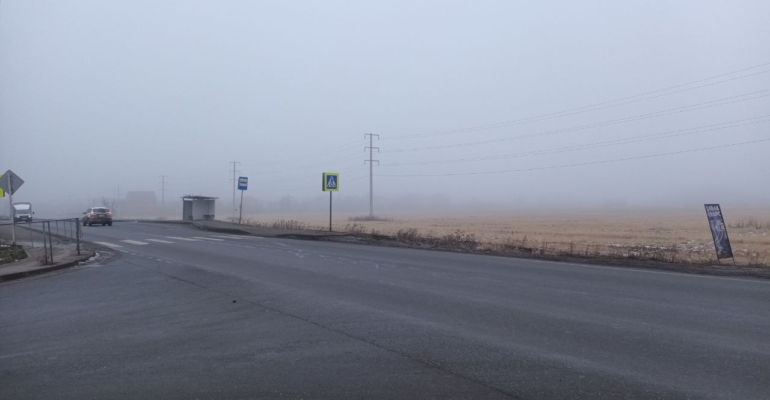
<box><xmin>377</xmin><ymin>138</ymin><xmax>770</xmax><ymax>177</ymax></box>
<box><xmin>382</xmin><ymin>91</ymin><xmax>769</xmax><ymax>154</ymax></box>
<box><xmin>384</xmin><ymin>62</ymin><xmax>770</xmax><ymax>140</ymax></box>
<box><xmin>380</xmin><ymin>116</ymin><xmax>770</xmax><ymax>167</ymax></box>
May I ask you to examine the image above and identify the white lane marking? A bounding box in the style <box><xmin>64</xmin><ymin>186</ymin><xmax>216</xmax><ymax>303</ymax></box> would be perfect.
<box><xmin>273</xmin><ymin>242</ymin><xmax>289</xmax><ymax>247</ymax></box>
<box><xmin>121</xmin><ymin>240</ymin><xmax>149</xmax><ymax>246</ymax></box>
<box><xmin>167</xmin><ymin>236</ymin><xmax>200</xmax><ymax>241</ymax></box>
<box><xmin>212</xmin><ymin>235</ymin><xmax>246</xmax><ymax>240</ymax></box>
<box><xmin>193</xmin><ymin>237</ymin><xmax>224</xmax><ymax>241</ymax></box>
<box><xmin>94</xmin><ymin>241</ymin><xmax>122</xmax><ymax>248</ymax></box>
<box><xmin>146</xmin><ymin>239</ymin><xmax>174</xmax><ymax>244</ymax></box>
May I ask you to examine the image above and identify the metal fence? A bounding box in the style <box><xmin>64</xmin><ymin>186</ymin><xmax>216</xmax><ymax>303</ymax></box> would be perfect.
<box><xmin>0</xmin><ymin>218</ymin><xmax>82</xmax><ymax>264</ymax></box>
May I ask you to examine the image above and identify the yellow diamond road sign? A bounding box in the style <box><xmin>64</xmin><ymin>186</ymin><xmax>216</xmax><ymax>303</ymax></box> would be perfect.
<box><xmin>0</xmin><ymin>170</ymin><xmax>24</xmax><ymax>195</ymax></box>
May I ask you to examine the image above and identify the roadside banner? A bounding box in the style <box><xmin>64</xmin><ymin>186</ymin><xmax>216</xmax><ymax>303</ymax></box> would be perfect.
<box><xmin>704</xmin><ymin>204</ymin><xmax>733</xmax><ymax>260</ymax></box>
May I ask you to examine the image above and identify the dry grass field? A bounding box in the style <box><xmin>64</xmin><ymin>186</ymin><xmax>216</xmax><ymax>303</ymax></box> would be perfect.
<box><xmin>240</xmin><ymin>207</ymin><xmax>770</xmax><ymax>267</ymax></box>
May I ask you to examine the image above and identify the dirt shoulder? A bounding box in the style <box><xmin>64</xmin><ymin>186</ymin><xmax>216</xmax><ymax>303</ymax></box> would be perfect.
<box><xmin>322</xmin><ymin>234</ymin><xmax>770</xmax><ymax>280</ymax></box>
<box><xmin>144</xmin><ymin>220</ymin><xmax>770</xmax><ymax>280</ymax></box>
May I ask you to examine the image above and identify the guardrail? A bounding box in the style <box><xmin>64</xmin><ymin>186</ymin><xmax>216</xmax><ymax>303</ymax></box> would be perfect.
<box><xmin>0</xmin><ymin>218</ymin><xmax>82</xmax><ymax>264</ymax></box>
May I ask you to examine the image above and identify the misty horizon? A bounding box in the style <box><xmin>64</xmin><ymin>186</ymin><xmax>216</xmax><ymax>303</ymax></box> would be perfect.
<box><xmin>2</xmin><ymin>1</ymin><xmax>768</xmax><ymax>216</ymax></box>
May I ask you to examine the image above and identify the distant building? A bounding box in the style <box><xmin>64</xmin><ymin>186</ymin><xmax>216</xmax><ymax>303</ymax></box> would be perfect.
<box><xmin>123</xmin><ymin>191</ymin><xmax>157</xmax><ymax>217</ymax></box>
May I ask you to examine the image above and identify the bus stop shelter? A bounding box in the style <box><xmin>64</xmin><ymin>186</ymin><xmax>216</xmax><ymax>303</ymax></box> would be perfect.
<box><xmin>182</xmin><ymin>195</ymin><xmax>217</xmax><ymax>221</ymax></box>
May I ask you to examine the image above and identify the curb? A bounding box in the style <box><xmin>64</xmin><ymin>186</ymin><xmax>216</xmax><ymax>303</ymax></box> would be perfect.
<box><xmin>0</xmin><ymin>250</ymin><xmax>96</xmax><ymax>283</ymax></box>
<box><xmin>190</xmin><ymin>222</ymin><xmax>252</xmax><ymax>236</ymax></box>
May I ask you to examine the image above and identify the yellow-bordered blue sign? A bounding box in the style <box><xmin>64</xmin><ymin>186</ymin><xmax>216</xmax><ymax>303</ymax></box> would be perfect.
<box><xmin>322</xmin><ymin>172</ymin><xmax>339</xmax><ymax>192</ymax></box>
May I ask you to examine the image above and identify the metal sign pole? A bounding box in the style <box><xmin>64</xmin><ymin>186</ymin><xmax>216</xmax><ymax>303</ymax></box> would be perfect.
<box><xmin>8</xmin><ymin>174</ymin><xmax>15</xmax><ymax>245</ymax></box>
<box><xmin>239</xmin><ymin>189</ymin><xmax>244</xmax><ymax>225</ymax></box>
<box><xmin>329</xmin><ymin>191</ymin><xmax>333</xmax><ymax>232</ymax></box>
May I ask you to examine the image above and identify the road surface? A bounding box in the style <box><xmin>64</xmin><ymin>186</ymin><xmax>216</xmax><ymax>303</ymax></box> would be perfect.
<box><xmin>1</xmin><ymin>221</ymin><xmax>768</xmax><ymax>399</ymax></box>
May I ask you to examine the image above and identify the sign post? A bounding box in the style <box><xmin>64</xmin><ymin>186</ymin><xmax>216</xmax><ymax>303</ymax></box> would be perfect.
<box><xmin>704</xmin><ymin>204</ymin><xmax>734</xmax><ymax>265</ymax></box>
<box><xmin>237</xmin><ymin>176</ymin><xmax>248</xmax><ymax>225</ymax></box>
<box><xmin>1</xmin><ymin>170</ymin><xmax>25</xmax><ymax>245</ymax></box>
<box><xmin>322</xmin><ymin>173</ymin><xmax>339</xmax><ymax>232</ymax></box>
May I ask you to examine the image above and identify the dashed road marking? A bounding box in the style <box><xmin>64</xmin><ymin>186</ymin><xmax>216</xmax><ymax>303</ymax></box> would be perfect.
<box><xmin>121</xmin><ymin>240</ymin><xmax>149</xmax><ymax>246</ymax></box>
<box><xmin>273</xmin><ymin>242</ymin><xmax>289</xmax><ymax>247</ymax></box>
<box><xmin>94</xmin><ymin>241</ymin><xmax>122</xmax><ymax>248</ymax></box>
<box><xmin>146</xmin><ymin>239</ymin><xmax>174</xmax><ymax>244</ymax></box>
<box><xmin>167</xmin><ymin>236</ymin><xmax>200</xmax><ymax>241</ymax></box>
<box><xmin>194</xmin><ymin>237</ymin><xmax>224</xmax><ymax>241</ymax></box>
<box><xmin>212</xmin><ymin>235</ymin><xmax>246</xmax><ymax>240</ymax></box>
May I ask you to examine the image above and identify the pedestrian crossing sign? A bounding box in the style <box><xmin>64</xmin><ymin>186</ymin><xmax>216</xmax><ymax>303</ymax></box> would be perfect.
<box><xmin>322</xmin><ymin>172</ymin><xmax>339</xmax><ymax>192</ymax></box>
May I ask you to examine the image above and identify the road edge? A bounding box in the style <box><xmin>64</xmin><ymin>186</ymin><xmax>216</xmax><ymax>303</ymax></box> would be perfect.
<box><xmin>0</xmin><ymin>249</ymin><xmax>96</xmax><ymax>283</ymax></box>
<box><xmin>134</xmin><ymin>220</ymin><xmax>770</xmax><ymax>280</ymax></box>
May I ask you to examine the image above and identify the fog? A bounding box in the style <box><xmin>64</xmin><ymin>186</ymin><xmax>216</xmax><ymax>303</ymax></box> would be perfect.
<box><xmin>2</xmin><ymin>1</ymin><xmax>769</xmax><ymax>218</ymax></box>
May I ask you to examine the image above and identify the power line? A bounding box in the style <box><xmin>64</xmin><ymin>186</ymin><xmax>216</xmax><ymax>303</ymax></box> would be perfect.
<box><xmin>282</xmin><ymin>175</ymin><xmax>369</xmax><ymax>192</ymax></box>
<box><xmin>379</xmin><ymin>116</ymin><xmax>770</xmax><ymax>167</ymax></box>
<box><xmin>377</xmin><ymin>138</ymin><xmax>770</xmax><ymax>177</ymax></box>
<box><xmin>255</xmin><ymin>151</ymin><xmax>365</xmax><ymax>175</ymax></box>
<box><xmin>246</xmin><ymin>139</ymin><xmax>366</xmax><ymax>167</ymax></box>
<box><xmin>384</xmin><ymin>62</ymin><xmax>770</xmax><ymax>140</ymax></box>
<box><xmin>250</xmin><ymin>159</ymin><xmax>366</xmax><ymax>185</ymax></box>
<box><xmin>382</xmin><ymin>90</ymin><xmax>769</xmax><ymax>154</ymax></box>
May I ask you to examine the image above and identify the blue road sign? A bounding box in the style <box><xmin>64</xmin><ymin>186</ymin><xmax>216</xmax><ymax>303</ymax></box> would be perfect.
<box><xmin>322</xmin><ymin>172</ymin><xmax>339</xmax><ymax>192</ymax></box>
<box><xmin>238</xmin><ymin>176</ymin><xmax>248</xmax><ymax>191</ymax></box>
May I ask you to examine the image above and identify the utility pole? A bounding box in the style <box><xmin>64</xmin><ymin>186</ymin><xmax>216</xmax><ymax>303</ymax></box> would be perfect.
<box><xmin>229</xmin><ymin>161</ymin><xmax>241</xmax><ymax>220</ymax></box>
<box><xmin>159</xmin><ymin>175</ymin><xmax>166</xmax><ymax>208</ymax></box>
<box><xmin>364</xmin><ymin>133</ymin><xmax>380</xmax><ymax>218</ymax></box>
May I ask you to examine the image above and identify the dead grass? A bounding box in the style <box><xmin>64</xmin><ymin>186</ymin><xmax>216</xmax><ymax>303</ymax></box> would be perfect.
<box><xmin>239</xmin><ymin>207</ymin><xmax>770</xmax><ymax>267</ymax></box>
<box><xmin>0</xmin><ymin>244</ymin><xmax>27</xmax><ymax>265</ymax></box>
<box><xmin>348</xmin><ymin>215</ymin><xmax>394</xmax><ymax>222</ymax></box>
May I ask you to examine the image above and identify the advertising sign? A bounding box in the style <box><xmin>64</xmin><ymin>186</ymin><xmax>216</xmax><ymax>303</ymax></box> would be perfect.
<box><xmin>704</xmin><ymin>204</ymin><xmax>733</xmax><ymax>260</ymax></box>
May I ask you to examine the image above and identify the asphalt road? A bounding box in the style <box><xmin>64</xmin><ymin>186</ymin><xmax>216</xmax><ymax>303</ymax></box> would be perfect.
<box><xmin>1</xmin><ymin>221</ymin><xmax>768</xmax><ymax>399</ymax></box>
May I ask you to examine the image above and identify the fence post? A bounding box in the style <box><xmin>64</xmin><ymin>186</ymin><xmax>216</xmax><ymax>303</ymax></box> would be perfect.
<box><xmin>42</xmin><ymin>222</ymin><xmax>48</xmax><ymax>264</ymax></box>
<box><xmin>76</xmin><ymin>218</ymin><xmax>81</xmax><ymax>256</ymax></box>
<box><xmin>47</xmin><ymin>222</ymin><xmax>53</xmax><ymax>263</ymax></box>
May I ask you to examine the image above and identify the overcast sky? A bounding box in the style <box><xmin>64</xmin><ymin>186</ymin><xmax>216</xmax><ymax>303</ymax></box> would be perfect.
<box><xmin>2</xmin><ymin>0</ymin><xmax>769</xmax><ymax>213</ymax></box>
